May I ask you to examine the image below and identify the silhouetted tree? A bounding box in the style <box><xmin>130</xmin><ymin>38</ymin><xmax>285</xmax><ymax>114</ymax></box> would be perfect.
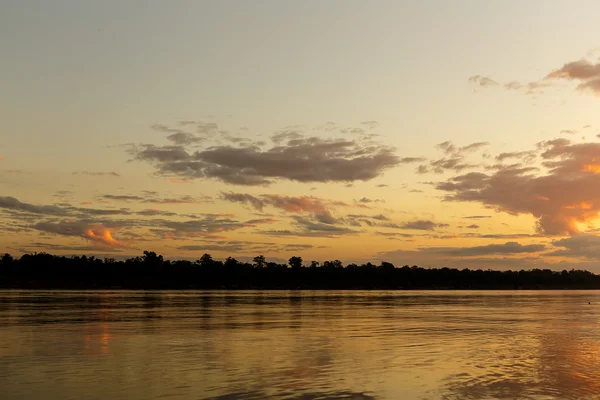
<box><xmin>379</xmin><ymin>261</ymin><xmax>395</xmax><ymax>271</ymax></box>
<box><xmin>1</xmin><ymin>253</ymin><xmax>13</xmax><ymax>265</ymax></box>
<box><xmin>288</xmin><ymin>256</ymin><xmax>303</xmax><ymax>270</ymax></box>
<box><xmin>1</xmin><ymin>250</ymin><xmax>600</xmax><ymax>290</ymax></box>
<box><xmin>253</xmin><ymin>255</ymin><xmax>266</xmax><ymax>269</ymax></box>
<box><xmin>199</xmin><ymin>253</ymin><xmax>214</xmax><ymax>267</ymax></box>
<box><xmin>224</xmin><ymin>257</ymin><xmax>239</xmax><ymax>269</ymax></box>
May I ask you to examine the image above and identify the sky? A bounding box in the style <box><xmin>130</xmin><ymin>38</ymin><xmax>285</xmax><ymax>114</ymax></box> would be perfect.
<box><xmin>2</xmin><ymin>0</ymin><xmax>600</xmax><ymax>270</ymax></box>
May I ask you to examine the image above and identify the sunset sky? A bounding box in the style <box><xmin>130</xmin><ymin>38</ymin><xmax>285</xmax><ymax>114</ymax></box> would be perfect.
<box><xmin>2</xmin><ymin>1</ymin><xmax>600</xmax><ymax>270</ymax></box>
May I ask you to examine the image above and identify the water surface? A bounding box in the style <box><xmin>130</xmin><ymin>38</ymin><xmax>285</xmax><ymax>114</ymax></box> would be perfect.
<box><xmin>1</xmin><ymin>290</ymin><xmax>600</xmax><ymax>399</ymax></box>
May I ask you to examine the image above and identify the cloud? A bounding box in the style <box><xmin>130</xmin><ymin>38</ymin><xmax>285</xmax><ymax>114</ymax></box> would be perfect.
<box><xmin>358</xmin><ymin>197</ymin><xmax>384</xmax><ymax>204</ymax></box>
<box><xmin>33</xmin><ymin>220</ymin><xmax>127</xmax><ymax>248</ymax></box>
<box><xmin>102</xmin><ymin>194</ymin><xmax>145</xmax><ymax>201</ymax></box>
<box><xmin>417</xmin><ymin>141</ymin><xmax>488</xmax><ymax>174</ymax></box>
<box><xmin>399</xmin><ymin>157</ymin><xmax>426</xmax><ymax>163</ymax></box>
<box><xmin>361</xmin><ymin>121</ymin><xmax>379</xmax><ymax>129</ymax></box>
<box><xmin>546</xmin><ymin>58</ymin><xmax>600</xmax><ymax>94</ymax></box>
<box><xmin>135</xmin><ymin>209</ymin><xmax>179</xmax><ymax>217</ymax></box>
<box><xmin>102</xmin><ymin>193</ymin><xmax>211</xmax><ymax>205</ymax></box>
<box><xmin>463</xmin><ymin>215</ymin><xmax>492</xmax><ymax>219</ymax></box>
<box><xmin>73</xmin><ymin>171</ymin><xmax>121</xmax><ymax>177</ymax></box>
<box><xmin>466</xmin><ymin>233</ymin><xmax>543</xmax><ymax>239</ymax></box>
<box><xmin>495</xmin><ymin>151</ymin><xmax>537</xmax><ymax>163</ymax></box>
<box><xmin>0</xmin><ymin>196</ymin><xmax>70</xmax><ymax>216</ymax></box>
<box><xmin>466</xmin><ymin>224</ymin><xmax>480</xmax><ymax>229</ymax></box>
<box><xmin>143</xmin><ymin>195</ymin><xmax>210</xmax><ymax>204</ymax></box>
<box><xmin>468</xmin><ymin>75</ymin><xmax>499</xmax><ymax>87</ymax></box>
<box><xmin>221</xmin><ymin>192</ymin><xmax>266</xmax><ymax>211</ymax></box>
<box><xmin>221</xmin><ymin>193</ymin><xmax>350</xmax><ymax>224</ymax></box>
<box><xmin>129</xmin><ymin>134</ymin><xmax>400</xmax><ymax>185</ymax></box>
<box><xmin>399</xmin><ymin>220</ymin><xmax>447</xmax><ymax>231</ymax></box>
<box><xmin>152</xmin><ymin>216</ymin><xmax>276</xmax><ymax>239</ymax></box>
<box><xmin>436</xmin><ymin>139</ymin><xmax>600</xmax><ymax>235</ymax></box>
<box><xmin>547</xmin><ymin>235</ymin><xmax>600</xmax><ymax>259</ymax></box>
<box><xmin>270</xmin><ymin>130</ymin><xmax>303</xmax><ymax>144</ymax></box>
<box><xmin>151</xmin><ymin>124</ymin><xmax>204</xmax><ymax>145</ymax></box>
<box><xmin>504</xmin><ymin>81</ymin><xmax>522</xmax><ymax>91</ymax></box>
<box><xmin>260</xmin><ymin>215</ymin><xmax>359</xmax><ymax>238</ymax></box>
<box><xmin>375</xmin><ymin>231</ymin><xmax>414</xmax><ymax>238</ymax></box>
<box><xmin>421</xmin><ymin>241</ymin><xmax>546</xmax><ymax>256</ymax></box>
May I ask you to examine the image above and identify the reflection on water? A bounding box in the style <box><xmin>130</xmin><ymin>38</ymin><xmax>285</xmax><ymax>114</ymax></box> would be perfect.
<box><xmin>1</xmin><ymin>290</ymin><xmax>600</xmax><ymax>399</ymax></box>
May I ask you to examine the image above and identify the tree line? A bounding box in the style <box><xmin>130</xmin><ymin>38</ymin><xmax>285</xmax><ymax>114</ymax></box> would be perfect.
<box><xmin>0</xmin><ymin>251</ymin><xmax>599</xmax><ymax>289</ymax></box>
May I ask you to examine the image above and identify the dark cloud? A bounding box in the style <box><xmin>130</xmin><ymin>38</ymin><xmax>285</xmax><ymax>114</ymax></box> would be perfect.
<box><xmin>358</xmin><ymin>197</ymin><xmax>384</xmax><ymax>204</ymax></box>
<box><xmin>399</xmin><ymin>157</ymin><xmax>426</xmax><ymax>163</ymax></box>
<box><xmin>151</xmin><ymin>124</ymin><xmax>205</xmax><ymax>145</ymax></box>
<box><xmin>372</xmin><ymin>214</ymin><xmax>390</xmax><ymax>221</ymax></box>
<box><xmin>102</xmin><ymin>193</ymin><xmax>211</xmax><ymax>204</ymax></box>
<box><xmin>466</xmin><ymin>224</ymin><xmax>480</xmax><ymax>229</ymax></box>
<box><xmin>342</xmin><ymin>213</ymin><xmax>390</xmax><ymax>227</ymax></box>
<box><xmin>437</xmin><ymin>139</ymin><xmax>600</xmax><ymax>235</ymax></box>
<box><xmin>129</xmin><ymin>134</ymin><xmax>400</xmax><ymax>185</ymax></box>
<box><xmin>143</xmin><ymin>195</ymin><xmax>210</xmax><ymax>204</ymax></box>
<box><xmin>506</xmin><ymin>81</ymin><xmax>550</xmax><ymax>95</ymax></box>
<box><xmin>463</xmin><ymin>215</ymin><xmax>492</xmax><ymax>219</ymax></box>
<box><xmin>547</xmin><ymin>235</ymin><xmax>600</xmax><ymax>259</ymax></box>
<box><xmin>417</xmin><ymin>141</ymin><xmax>487</xmax><ymax>174</ymax></box>
<box><xmin>135</xmin><ymin>209</ymin><xmax>179</xmax><ymax>217</ymax></box>
<box><xmin>495</xmin><ymin>151</ymin><xmax>537</xmax><ymax>163</ymax></box>
<box><xmin>68</xmin><ymin>207</ymin><xmax>131</xmax><ymax>216</ymax></box>
<box><xmin>73</xmin><ymin>171</ymin><xmax>120</xmax><ymax>177</ymax></box>
<box><xmin>0</xmin><ymin>196</ymin><xmax>70</xmax><ymax>216</ymax></box>
<box><xmin>400</xmin><ymin>220</ymin><xmax>448</xmax><ymax>231</ymax></box>
<box><xmin>103</xmin><ymin>194</ymin><xmax>145</xmax><ymax>201</ymax></box>
<box><xmin>153</xmin><ymin>217</ymin><xmax>276</xmax><ymax>239</ymax></box>
<box><xmin>166</xmin><ymin>132</ymin><xmax>205</xmax><ymax>146</ymax></box>
<box><xmin>270</xmin><ymin>130</ymin><xmax>303</xmax><ymax>144</ymax></box>
<box><xmin>260</xmin><ymin>215</ymin><xmax>360</xmax><ymax>238</ymax></box>
<box><xmin>221</xmin><ymin>193</ymin><xmax>347</xmax><ymax>224</ymax></box>
<box><xmin>221</xmin><ymin>192</ymin><xmax>266</xmax><ymax>211</ymax></box>
<box><xmin>546</xmin><ymin>58</ymin><xmax>600</xmax><ymax>94</ymax></box>
<box><xmin>421</xmin><ymin>241</ymin><xmax>546</xmax><ymax>256</ymax></box>
<box><xmin>33</xmin><ymin>220</ymin><xmax>127</xmax><ymax>248</ymax></box>
<box><xmin>375</xmin><ymin>232</ymin><xmax>414</xmax><ymax>238</ymax></box>
<box><xmin>466</xmin><ymin>233</ymin><xmax>543</xmax><ymax>239</ymax></box>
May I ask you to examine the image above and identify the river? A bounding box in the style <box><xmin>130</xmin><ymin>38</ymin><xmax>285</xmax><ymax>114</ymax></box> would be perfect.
<box><xmin>1</xmin><ymin>290</ymin><xmax>599</xmax><ymax>399</ymax></box>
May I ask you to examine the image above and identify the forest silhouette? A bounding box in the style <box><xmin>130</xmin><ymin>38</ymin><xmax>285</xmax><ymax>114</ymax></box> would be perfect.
<box><xmin>1</xmin><ymin>251</ymin><xmax>599</xmax><ymax>289</ymax></box>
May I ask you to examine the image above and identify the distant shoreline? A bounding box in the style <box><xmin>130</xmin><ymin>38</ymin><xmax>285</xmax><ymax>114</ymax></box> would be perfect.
<box><xmin>2</xmin><ymin>251</ymin><xmax>599</xmax><ymax>290</ymax></box>
<box><xmin>2</xmin><ymin>281</ymin><xmax>599</xmax><ymax>291</ymax></box>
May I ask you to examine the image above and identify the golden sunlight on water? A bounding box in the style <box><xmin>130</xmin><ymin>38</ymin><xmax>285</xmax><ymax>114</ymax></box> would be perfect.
<box><xmin>2</xmin><ymin>291</ymin><xmax>600</xmax><ymax>399</ymax></box>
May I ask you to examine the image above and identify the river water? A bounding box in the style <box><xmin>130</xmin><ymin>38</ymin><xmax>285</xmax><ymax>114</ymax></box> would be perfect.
<box><xmin>1</xmin><ymin>290</ymin><xmax>600</xmax><ymax>399</ymax></box>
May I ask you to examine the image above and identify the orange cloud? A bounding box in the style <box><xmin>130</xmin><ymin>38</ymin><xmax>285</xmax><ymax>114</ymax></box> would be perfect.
<box><xmin>84</xmin><ymin>226</ymin><xmax>126</xmax><ymax>248</ymax></box>
<box><xmin>582</xmin><ymin>164</ymin><xmax>600</xmax><ymax>173</ymax></box>
<box><xmin>437</xmin><ymin>140</ymin><xmax>600</xmax><ymax>235</ymax></box>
